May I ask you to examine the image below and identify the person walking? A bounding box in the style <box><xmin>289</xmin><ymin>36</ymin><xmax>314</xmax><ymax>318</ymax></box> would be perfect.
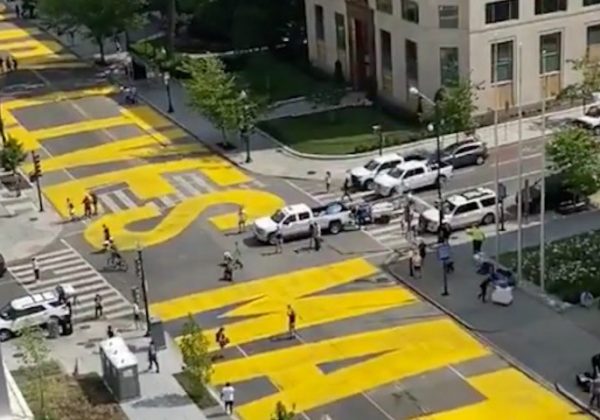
<box><xmin>222</xmin><ymin>258</ymin><xmax>233</xmax><ymax>282</ymax></box>
<box><xmin>148</xmin><ymin>339</ymin><xmax>160</xmax><ymax>373</ymax></box>
<box><xmin>90</xmin><ymin>192</ymin><xmax>99</xmax><ymax>215</ymax></box>
<box><xmin>67</xmin><ymin>198</ymin><xmax>76</xmax><ymax>221</ymax></box>
<box><xmin>313</xmin><ymin>221</ymin><xmax>322</xmax><ymax>252</ymax></box>
<box><xmin>221</xmin><ymin>382</ymin><xmax>235</xmax><ymax>415</ymax></box>
<box><xmin>215</xmin><ymin>327</ymin><xmax>230</xmax><ymax>358</ymax></box>
<box><xmin>232</xmin><ymin>241</ymin><xmax>243</xmax><ymax>269</ymax></box>
<box><xmin>12</xmin><ymin>56</ymin><xmax>18</xmax><ymax>71</ymax></box>
<box><xmin>132</xmin><ymin>302</ymin><xmax>141</xmax><ymax>329</ymax></box>
<box><xmin>274</xmin><ymin>226</ymin><xmax>283</xmax><ymax>254</ymax></box>
<box><xmin>31</xmin><ymin>257</ymin><xmax>40</xmax><ymax>281</ymax></box>
<box><xmin>82</xmin><ymin>195</ymin><xmax>92</xmax><ymax>218</ymax></box>
<box><xmin>107</xmin><ymin>325</ymin><xmax>115</xmax><ymax>338</ymax></box>
<box><xmin>478</xmin><ymin>277</ymin><xmax>491</xmax><ymax>303</ymax></box>
<box><xmin>15</xmin><ymin>4</ymin><xmax>21</xmax><ymax>18</ymax></box>
<box><xmin>418</xmin><ymin>240</ymin><xmax>427</xmax><ymax>262</ymax></box>
<box><xmin>412</xmin><ymin>250</ymin><xmax>422</xmax><ymax>279</ymax></box>
<box><xmin>407</xmin><ymin>247</ymin><xmax>416</xmax><ymax>277</ymax></box>
<box><xmin>237</xmin><ymin>206</ymin><xmax>247</xmax><ymax>233</ymax></box>
<box><xmin>324</xmin><ymin>171</ymin><xmax>332</xmax><ymax>193</ymax></box>
<box><xmin>287</xmin><ymin>305</ymin><xmax>296</xmax><ymax>339</ymax></box>
<box><xmin>94</xmin><ymin>294</ymin><xmax>103</xmax><ymax>318</ymax></box>
<box><xmin>467</xmin><ymin>224</ymin><xmax>485</xmax><ymax>254</ymax></box>
<box><xmin>590</xmin><ymin>375</ymin><xmax>600</xmax><ymax>409</ymax></box>
<box><xmin>341</xmin><ymin>175</ymin><xmax>352</xmax><ymax>202</ymax></box>
<box><xmin>102</xmin><ymin>224</ymin><xmax>111</xmax><ymax>249</ymax></box>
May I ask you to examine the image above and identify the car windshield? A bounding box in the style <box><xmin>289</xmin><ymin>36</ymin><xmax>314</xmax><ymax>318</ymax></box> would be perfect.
<box><xmin>388</xmin><ymin>167</ymin><xmax>404</xmax><ymax>178</ymax></box>
<box><xmin>271</xmin><ymin>210</ymin><xmax>286</xmax><ymax>223</ymax></box>
<box><xmin>363</xmin><ymin>160</ymin><xmax>379</xmax><ymax>171</ymax></box>
<box><xmin>325</xmin><ymin>203</ymin><xmax>343</xmax><ymax>214</ymax></box>
<box><xmin>442</xmin><ymin>200</ymin><xmax>456</xmax><ymax>214</ymax></box>
<box><xmin>586</xmin><ymin>107</ymin><xmax>600</xmax><ymax>117</ymax></box>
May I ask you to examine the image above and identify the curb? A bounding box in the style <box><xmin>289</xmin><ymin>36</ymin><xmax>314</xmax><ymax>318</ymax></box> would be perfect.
<box><xmin>383</xmin><ymin>262</ymin><xmax>595</xmax><ymax>415</ymax></box>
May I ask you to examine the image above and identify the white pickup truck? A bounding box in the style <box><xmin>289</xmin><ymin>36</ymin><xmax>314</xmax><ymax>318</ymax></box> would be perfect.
<box><xmin>374</xmin><ymin>160</ymin><xmax>453</xmax><ymax>197</ymax></box>
<box><xmin>253</xmin><ymin>202</ymin><xmax>353</xmax><ymax>244</ymax></box>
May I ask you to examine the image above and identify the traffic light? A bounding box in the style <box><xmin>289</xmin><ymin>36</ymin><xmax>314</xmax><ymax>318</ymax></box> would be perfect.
<box><xmin>32</xmin><ymin>152</ymin><xmax>42</xmax><ymax>179</ymax></box>
<box><xmin>135</xmin><ymin>257</ymin><xmax>143</xmax><ymax>279</ymax></box>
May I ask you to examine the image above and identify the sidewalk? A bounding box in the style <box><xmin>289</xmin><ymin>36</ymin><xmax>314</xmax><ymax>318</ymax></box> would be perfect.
<box><xmin>386</xmin><ymin>210</ymin><xmax>600</xmax><ymax>414</ymax></box>
<box><xmin>1</xmin><ymin>318</ymin><xmax>229</xmax><ymax>420</ymax></box>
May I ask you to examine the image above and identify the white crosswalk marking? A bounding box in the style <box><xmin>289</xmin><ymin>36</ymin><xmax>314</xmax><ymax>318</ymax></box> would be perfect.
<box><xmin>113</xmin><ymin>190</ymin><xmax>138</xmax><ymax>209</ymax></box>
<box><xmin>99</xmin><ymin>192</ymin><xmax>122</xmax><ymax>213</ymax></box>
<box><xmin>7</xmin><ymin>240</ymin><xmax>132</xmax><ymax>323</ymax></box>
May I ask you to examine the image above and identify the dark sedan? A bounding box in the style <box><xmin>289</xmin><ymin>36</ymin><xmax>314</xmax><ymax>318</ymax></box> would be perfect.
<box><xmin>439</xmin><ymin>139</ymin><xmax>488</xmax><ymax>168</ymax></box>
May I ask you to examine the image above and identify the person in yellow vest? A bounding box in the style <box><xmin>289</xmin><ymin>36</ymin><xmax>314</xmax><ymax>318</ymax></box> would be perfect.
<box><xmin>466</xmin><ymin>224</ymin><xmax>485</xmax><ymax>254</ymax></box>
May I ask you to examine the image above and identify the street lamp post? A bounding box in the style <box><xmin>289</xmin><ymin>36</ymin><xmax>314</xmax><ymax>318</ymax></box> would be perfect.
<box><xmin>372</xmin><ymin>124</ymin><xmax>383</xmax><ymax>156</ymax></box>
<box><xmin>163</xmin><ymin>71</ymin><xmax>174</xmax><ymax>114</ymax></box>
<box><xmin>409</xmin><ymin>86</ymin><xmax>444</xmax><ymax>243</ymax></box>
<box><xmin>239</xmin><ymin>90</ymin><xmax>252</xmax><ymax>163</ymax></box>
<box><xmin>135</xmin><ymin>243</ymin><xmax>151</xmax><ymax>336</ymax></box>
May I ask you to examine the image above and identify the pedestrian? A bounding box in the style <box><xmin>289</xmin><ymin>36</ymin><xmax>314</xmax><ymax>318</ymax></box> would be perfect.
<box><xmin>324</xmin><ymin>171</ymin><xmax>331</xmax><ymax>193</ymax></box>
<box><xmin>102</xmin><ymin>224</ymin><xmax>111</xmax><ymax>250</ymax></box>
<box><xmin>132</xmin><ymin>302</ymin><xmax>141</xmax><ymax>329</ymax></box>
<box><xmin>467</xmin><ymin>224</ymin><xmax>485</xmax><ymax>254</ymax></box>
<box><xmin>308</xmin><ymin>222</ymin><xmax>315</xmax><ymax>250</ymax></box>
<box><xmin>31</xmin><ymin>257</ymin><xmax>40</xmax><ymax>281</ymax></box>
<box><xmin>215</xmin><ymin>327</ymin><xmax>230</xmax><ymax>356</ymax></box>
<box><xmin>148</xmin><ymin>339</ymin><xmax>160</xmax><ymax>373</ymax></box>
<box><xmin>590</xmin><ymin>375</ymin><xmax>600</xmax><ymax>409</ymax></box>
<box><xmin>221</xmin><ymin>382</ymin><xmax>235</xmax><ymax>415</ymax></box>
<box><xmin>0</xmin><ymin>57</ymin><xmax>4</xmax><ymax>73</ymax></box>
<box><xmin>11</xmin><ymin>56</ymin><xmax>17</xmax><ymax>71</ymax></box>
<box><xmin>67</xmin><ymin>198</ymin><xmax>75</xmax><ymax>221</ymax></box>
<box><xmin>90</xmin><ymin>192</ymin><xmax>98</xmax><ymax>215</ymax></box>
<box><xmin>55</xmin><ymin>284</ymin><xmax>67</xmax><ymax>305</ymax></box>
<box><xmin>232</xmin><ymin>241</ymin><xmax>243</xmax><ymax>269</ymax></box>
<box><xmin>592</xmin><ymin>353</ymin><xmax>600</xmax><ymax>377</ymax></box>
<box><xmin>313</xmin><ymin>222</ymin><xmax>322</xmax><ymax>251</ymax></box>
<box><xmin>407</xmin><ymin>247</ymin><xmax>415</xmax><ymax>277</ymax></box>
<box><xmin>15</xmin><ymin>4</ymin><xmax>20</xmax><ymax>18</ymax></box>
<box><xmin>82</xmin><ymin>195</ymin><xmax>91</xmax><ymax>218</ymax></box>
<box><xmin>107</xmin><ymin>325</ymin><xmax>115</xmax><ymax>338</ymax></box>
<box><xmin>440</xmin><ymin>223</ymin><xmax>452</xmax><ymax>243</ymax></box>
<box><xmin>275</xmin><ymin>226</ymin><xmax>283</xmax><ymax>254</ymax></box>
<box><xmin>341</xmin><ymin>175</ymin><xmax>352</xmax><ymax>201</ymax></box>
<box><xmin>287</xmin><ymin>305</ymin><xmax>296</xmax><ymax>338</ymax></box>
<box><xmin>412</xmin><ymin>251</ymin><xmax>422</xmax><ymax>279</ymax></box>
<box><xmin>5</xmin><ymin>55</ymin><xmax>12</xmax><ymax>72</ymax></box>
<box><xmin>94</xmin><ymin>293</ymin><xmax>103</xmax><ymax>318</ymax></box>
<box><xmin>223</xmin><ymin>259</ymin><xmax>233</xmax><ymax>282</ymax></box>
<box><xmin>478</xmin><ymin>277</ymin><xmax>491</xmax><ymax>302</ymax></box>
<box><xmin>113</xmin><ymin>36</ymin><xmax>122</xmax><ymax>53</ymax></box>
<box><xmin>237</xmin><ymin>205</ymin><xmax>247</xmax><ymax>233</ymax></box>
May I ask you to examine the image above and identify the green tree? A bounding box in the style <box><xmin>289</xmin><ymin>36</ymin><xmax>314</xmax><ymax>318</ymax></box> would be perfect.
<box><xmin>559</xmin><ymin>56</ymin><xmax>600</xmax><ymax>111</ymax></box>
<box><xmin>22</xmin><ymin>0</ymin><xmax>38</xmax><ymax>18</ymax></box>
<box><xmin>436</xmin><ymin>78</ymin><xmax>478</xmax><ymax>139</ymax></box>
<box><xmin>16</xmin><ymin>326</ymin><xmax>52</xmax><ymax>418</ymax></box>
<box><xmin>546</xmin><ymin>127</ymin><xmax>600</xmax><ymax>197</ymax></box>
<box><xmin>179</xmin><ymin>315</ymin><xmax>213</xmax><ymax>389</ymax></box>
<box><xmin>0</xmin><ymin>136</ymin><xmax>27</xmax><ymax>197</ymax></box>
<box><xmin>38</xmin><ymin>0</ymin><xmax>144</xmax><ymax>63</ymax></box>
<box><xmin>271</xmin><ymin>401</ymin><xmax>296</xmax><ymax>420</ymax></box>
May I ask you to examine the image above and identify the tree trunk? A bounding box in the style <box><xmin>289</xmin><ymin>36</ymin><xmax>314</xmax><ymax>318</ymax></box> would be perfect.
<box><xmin>166</xmin><ymin>0</ymin><xmax>176</xmax><ymax>59</ymax></box>
<box><xmin>97</xmin><ymin>37</ymin><xmax>106</xmax><ymax>65</ymax></box>
<box><xmin>13</xmin><ymin>169</ymin><xmax>20</xmax><ymax>198</ymax></box>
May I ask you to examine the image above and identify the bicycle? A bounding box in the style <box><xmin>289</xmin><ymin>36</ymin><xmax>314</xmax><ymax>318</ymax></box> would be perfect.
<box><xmin>106</xmin><ymin>255</ymin><xmax>128</xmax><ymax>272</ymax></box>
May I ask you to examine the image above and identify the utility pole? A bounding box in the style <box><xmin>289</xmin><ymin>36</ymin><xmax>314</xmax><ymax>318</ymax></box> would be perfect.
<box><xmin>540</xmin><ymin>50</ymin><xmax>548</xmax><ymax>292</ymax></box>
<box><xmin>516</xmin><ymin>43</ymin><xmax>524</xmax><ymax>284</ymax></box>
<box><xmin>492</xmin><ymin>35</ymin><xmax>501</xmax><ymax>259</ymax></box>
<box><xmin>135</xmin><ymin>244</ymin><xmax>151</xmax><ymax>336</ymax></box>
<box><xmin>372</xmin><ymin>124</ymin><xmax>383</xmax><ymax>156</ymax></box>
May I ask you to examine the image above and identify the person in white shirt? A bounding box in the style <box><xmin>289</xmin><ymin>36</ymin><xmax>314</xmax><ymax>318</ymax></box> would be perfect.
<box><xmin>221</xmin><ymin>382</ymin><xmax>235</xmax><ymax>415</ymax></box>
<box><xmin>31</xmin><ymin>257</ymin><xmax>39</xmax><ymax>281</ymax></box>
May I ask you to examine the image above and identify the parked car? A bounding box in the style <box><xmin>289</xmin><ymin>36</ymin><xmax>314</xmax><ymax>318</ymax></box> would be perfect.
<box><xmin>374</xmin><ymin>160</ymin><xmax>453</xmax><ymax>197</ymax></box>
<box><xmin>420</xmin><ymin>187</ymin><xmax>497</xmax><ymax>233</ymax></box>
<box><xmin>253</xmin><ymin>202</ymin><xmax>353</xmax><ymax>244</ymax></box>
<box><xmin>439</xmin><ymin>139</ymin><xmax>488</xmax><ymax>168</ymax></box>
<box><xmin>0</xmin><ymin>284</ymin><xmax>75</xmax><ymax>341</ymax></box>
<box><xmin>349</xmin><ymin>153</ymin><xmax>425</xmax><ymax>190</ymax></box>
<box><xmin>572</xmin><ymin>106</ymin><xmax>600</xmax><ymax>135</ymax></box>
<box><xmin>516</xmin><ymin>173</ymin><xmax>590</xmax><ymax>215</ymax></box>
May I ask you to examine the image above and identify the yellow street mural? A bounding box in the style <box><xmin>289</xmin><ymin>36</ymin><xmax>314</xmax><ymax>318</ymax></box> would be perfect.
<box><xmin>150</xmin><ymin>258</ymin><xmax>586</xmax><ymax>419</ymax></box>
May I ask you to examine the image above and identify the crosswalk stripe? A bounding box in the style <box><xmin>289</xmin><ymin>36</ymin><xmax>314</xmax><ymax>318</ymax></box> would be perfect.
<box><xmin>99</xmin><ymin>192</ymin><xmax>122</xmax><ymax>213</ymax></box>
<box><xmin>27</xmin><ymin>275</ymin><xmax>104</xmax><ymax>293</ymax></box>
<box><xmin>183</xmin><ymin>173</ymin><xmax>212</xmax><ymax>193</ymax></box>
<box><xmin>32</xmin><ymin>248</ymin><xmax>73</xmax><ymax>260</ymax></box>
<box><xmin>172</xmin><ymin>175</ymin><xmax>199</xmax><ymax>197</ymax></box>
<box><xmin>53</xmin><ymin>264</ymin><xmax>89</xmax><ymax>275</ymax></box>
<box><xmin>159</xmin><ymin>194</ymin><xmax>176</xmax><ymax>207</ymax></box>
<box><xmin>113</xmin><ymin>190</ymin><xmax>138</xmax><ymax>209</ymax></box>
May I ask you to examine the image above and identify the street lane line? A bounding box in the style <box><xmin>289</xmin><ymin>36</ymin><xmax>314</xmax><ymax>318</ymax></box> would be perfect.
<box><xmin>99</xmin><ymin>192</ymin><xmax>124</xmax><ymax>214</ymax></box>
<box><xmin>171</xmin><ymin>174</ymin><xmax>199</xmax><ymax>197</ymax></box>
<box><xmin>113</xmin><ymin>190</ymin><xmax>138</xmax><ymax>209</ymax></box>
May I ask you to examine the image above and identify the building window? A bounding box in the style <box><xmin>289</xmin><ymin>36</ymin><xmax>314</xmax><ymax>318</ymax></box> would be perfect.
<box><xmin>380</xmin><ymin>30</ymin><xmax>392</xmax><ymax>71</ymax></box>
<box><xmin>491</xmin><ymin>40</ymin><xmax>514</xmax><ymax>82</ymax></box>
<box><xmin>540</xmin><ymin>32</ymin><xmax>561</xmax><ymax>73</ymax></box>
<box><xmin>315</xmin><ymin>5</ymin><xmax>324</xmax><ymax>41</ymax></box>
<box><xmin>376</xmin><ymin>0</ymin><xmax>393</xmax><ymax>14</ymax></box>
<box><xmin>534</xmin><ymin>0</ymin><xmax>567</xmax><ymax>14</ymax></box>
<box><xmin>406</xmin><ymin>39</ymin><xmax>418</xmax><ymax>84</ymax></box>
<box><xmin>485</xmin><ymin>0</ymin><xmax>519</xmax><ymax>24</ymax></box>
<box><xmin>402</xmin><ymin>0</ymin><xmax>419</xmax><ymax>23</ymax></box>
<box><xmin>587</xmin><ymin>24</ymin><xmax>600</xmax><ymax>60</ymax></box>
<box><xmin>440</xmin><ymin>47</ymin><xmax>459</xmax><ymax>86</ymax></box>
<box><xmin>335</xmin><ymin>13</ymin><xmax>346</xmax><ymax>50</ymax></box>
<box><xmin>438</xmin><ymin>5</ymin><xmax>459</xmax><ymax>28</ymax></box>
<box><xmin>584</xmin><ymin>0</ymin><xmax>600</xmax><ymax>5</ymax></box>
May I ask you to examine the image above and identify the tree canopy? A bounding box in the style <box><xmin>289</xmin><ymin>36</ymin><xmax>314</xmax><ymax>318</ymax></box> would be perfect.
<box><xmin>546</xmin><ymin>127</ymin><xmax>600</xmax><ymax>197</ymax></box>
<box><xmin>436</xmin><ymin>78</ymin><xmax>478</xmax><ymax>136</ymax></box>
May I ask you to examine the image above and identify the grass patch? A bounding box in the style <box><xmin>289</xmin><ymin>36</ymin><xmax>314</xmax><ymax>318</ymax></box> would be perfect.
<box><xmin>233</xmin><ymin>53</ymin><xmax>335</xmax><ymax>102</ymax></box>
<box><xmin>12</xmin><ymin>362</ymin><xmax>127</xmax><ymax>420</ymax></box>
<box><xmin>174</xmin><ymin>371</ymin><xmax>217</xmax><ymax>410</ymax></box>
<box><xmin>499</xmin><ymin>230</ymin><xmax>600</xmax><ymax>303</ymax></box>
<box><xmin>258</xmin><ymin>106</ymin><xmax>424</xmax><ymax>155</ymax></box>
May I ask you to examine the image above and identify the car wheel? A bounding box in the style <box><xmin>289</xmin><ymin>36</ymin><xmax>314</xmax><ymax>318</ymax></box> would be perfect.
<box><xmin>476</xmin><ymin>155</ymin><xmax>485</xmax><ymax>165</ymax></box>
<box><xmin>364</xmin><ymin>179</ymin><xmax>374</xmax><ymax>191</ymax></box>
<box><xmin>482</xmin><ymin>213</ymin><xmax>495</xmax><ymax>225</ymax></box>
<box><xmin>329</xmin><ymin>221</ymin><xmax>342</xmax><ymax>235</ymax></box>
<box><xmin>268</xmin><ymin>233</ymin><xmax>277</xmax><ymax>245</ymax></box>
<box><xmin>0</xmin><ymin>329</ymin><xmax>12</xmax><ymax>342</ymax></box>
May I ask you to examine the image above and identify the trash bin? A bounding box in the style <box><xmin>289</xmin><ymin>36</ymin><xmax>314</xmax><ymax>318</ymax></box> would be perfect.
<box><xmin>47</xmin><ymin>318</ymin><xmax>60</xmax><ymax>339</ymax></box>
<box><xmin>149</xmin><ymin>317</ymin><xmax>166</xmax><ymax>350</ymax></box>
<box><xmin>99</xmin><ymin>337</ymin><xmax>140</xmax><ymax>401</ymax></box>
